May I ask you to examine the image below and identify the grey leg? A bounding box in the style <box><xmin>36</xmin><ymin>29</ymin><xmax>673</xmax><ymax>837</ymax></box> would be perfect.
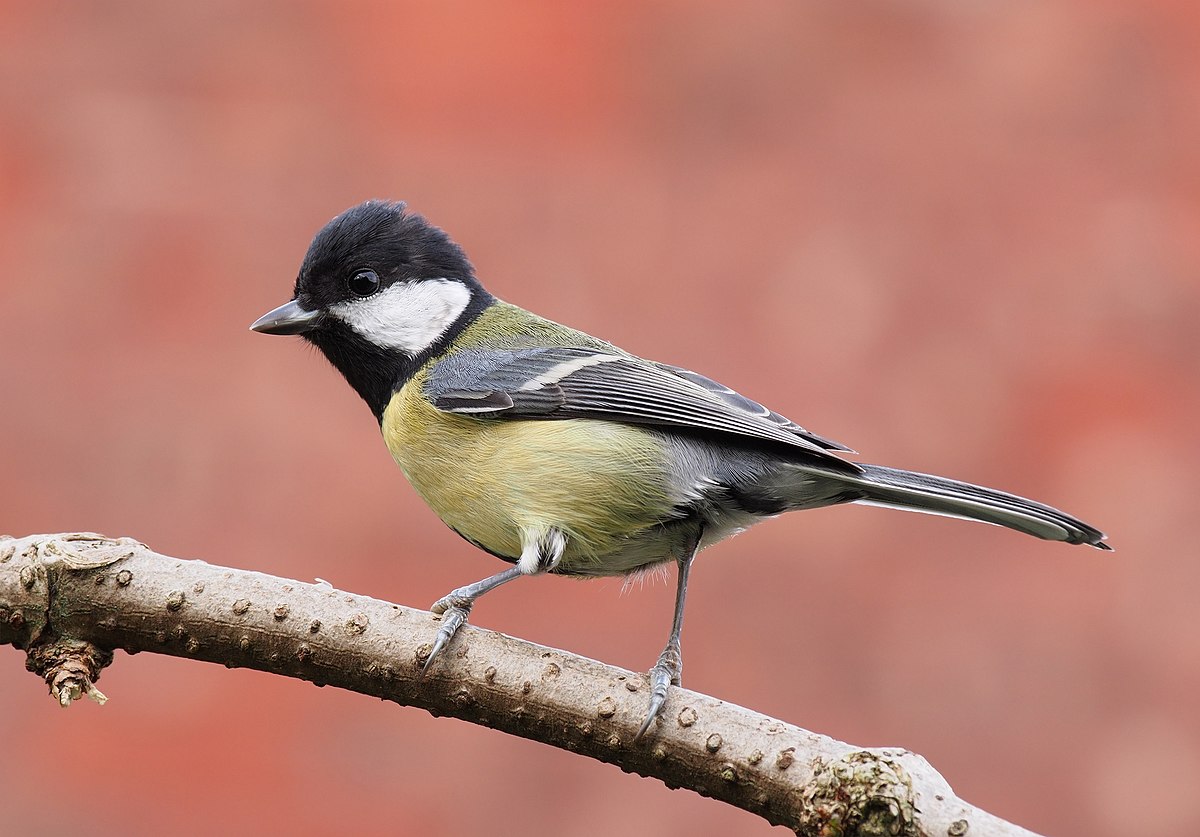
<box><xmin>636</xmin><ymin>535</ymin><xmax>701</xmax><ymax>740</ymax></box>
<box><xmin>424</xmin><ymin>566</ymin><xmax>523</xmax><ymax>672</ymax></box>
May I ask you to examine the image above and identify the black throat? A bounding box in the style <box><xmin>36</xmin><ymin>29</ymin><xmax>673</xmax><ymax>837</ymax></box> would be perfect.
<box><xmin>305</xmin><ymin>282</ymin><xmax>496</xmax><ymax>422</ymax></box>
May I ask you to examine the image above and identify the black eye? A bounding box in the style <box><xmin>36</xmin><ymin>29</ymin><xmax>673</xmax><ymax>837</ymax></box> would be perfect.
<box><xmin>348</xmin><ymin>269</ymin><xmax>380</xmax><ymax>297</ymax></box>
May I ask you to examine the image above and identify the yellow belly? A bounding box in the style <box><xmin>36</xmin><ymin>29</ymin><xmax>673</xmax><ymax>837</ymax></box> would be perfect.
<box><xmin>381</xmin><ymin>374</ymin><xmax>676</xmax><ymax>571</ymax></box>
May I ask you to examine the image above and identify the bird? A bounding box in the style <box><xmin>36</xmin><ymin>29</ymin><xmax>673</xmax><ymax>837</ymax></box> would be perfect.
<box><xmin>250</xmin><ymin>199</ymin><xmax>1110</xmax><ymax>738</ymax></box>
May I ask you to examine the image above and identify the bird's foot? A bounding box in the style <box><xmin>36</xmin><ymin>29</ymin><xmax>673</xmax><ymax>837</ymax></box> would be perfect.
<box><xmin>424</xmin><ymin>594</ymin><xmax>473</xmax><ymax>673</ymax></box>
<box><xmin>421</xmin><ymin>567</ymin><xmax>525</xmax><ymax>674</ymax></box>
<box><xmin>636</xmin><ymin>640</ymin><xmax>682</xmax><ymax>740</ymax></box>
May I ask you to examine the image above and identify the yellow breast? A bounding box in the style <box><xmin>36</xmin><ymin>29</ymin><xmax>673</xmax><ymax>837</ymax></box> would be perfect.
<box><xmin>381</xmin><ymin>370</ymin><xmax>676</xmax><ymax>570</ymax></box>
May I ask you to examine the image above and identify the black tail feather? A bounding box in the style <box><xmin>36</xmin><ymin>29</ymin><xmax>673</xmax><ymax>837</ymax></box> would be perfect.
<box><xmin>843</xmin><ymin>463</ymin><xmax>1110</xmax><ymax>550</ymax></box>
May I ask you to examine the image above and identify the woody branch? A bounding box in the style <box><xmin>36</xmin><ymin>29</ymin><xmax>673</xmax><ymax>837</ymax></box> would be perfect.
<box><xmin>0</xmin><ymin>533</ymin><xmax>1038</xmax><ymax>837</ymax></box>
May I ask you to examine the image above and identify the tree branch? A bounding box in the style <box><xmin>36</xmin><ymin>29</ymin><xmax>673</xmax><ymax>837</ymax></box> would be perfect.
<box><xmin>1</xmin><ymin>533</ymin><xmax>1039</xmax><ymax>836</ymax></box>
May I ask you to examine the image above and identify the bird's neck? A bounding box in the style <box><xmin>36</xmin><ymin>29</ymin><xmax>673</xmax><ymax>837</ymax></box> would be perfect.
<box><xmin>310</xmin><ymin>281</ymin><xmax>496</xmax><ymax>422</ymax></box>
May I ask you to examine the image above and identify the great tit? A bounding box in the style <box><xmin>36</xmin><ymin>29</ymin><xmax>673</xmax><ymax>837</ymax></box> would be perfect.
<box><xmin>251</xmin><ymin>200</ymin><xmax>1109</xmax><ymax>737</ymax></box>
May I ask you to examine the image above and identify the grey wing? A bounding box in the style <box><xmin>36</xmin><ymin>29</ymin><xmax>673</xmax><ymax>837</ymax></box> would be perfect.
<box><xmin>426</xmin><ymin>346</ymin><xmax>860</xmax><ymax>472</ymax></box>
<box><xmin>654</xmin><ymin>363</ymin><xmax>854</xmax><ymax>453</ymax></box>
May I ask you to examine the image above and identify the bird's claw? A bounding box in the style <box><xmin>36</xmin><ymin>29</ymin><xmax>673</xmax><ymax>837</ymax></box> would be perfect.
<box><xmin>635</xmin><ymin>642</ymin><xmax>682</xmax><ymax>740</ymax></box>
<box><xmin>423</xmin><ymin>602</ymin><xmax>471</xmax><ymax>673</ymax></box>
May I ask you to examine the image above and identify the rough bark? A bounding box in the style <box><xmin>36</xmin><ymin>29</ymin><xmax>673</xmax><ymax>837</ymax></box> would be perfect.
<box><xmin>0</xmin><ymin>533</ymin><xmax>1041</xmax><ymax>836</ymax></box>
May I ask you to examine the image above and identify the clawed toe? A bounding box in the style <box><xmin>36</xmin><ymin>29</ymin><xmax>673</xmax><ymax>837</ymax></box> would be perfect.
<box><xmin>635</xmin><ymin>663</ymin><xmax>675</xmax><ymax>739</ymax></box>
<box><xmin>421</xmin><ymin>568</ymin><xmax>525</xmax><ymax>675</ymax></box>
<box><xmin>635</xmin><ymin>642</ymin><xmax>682</xmax><ymax>740</ymax></box>
<box><xmin>423</xmin><ymin>604</ymin><xmax>469</xmax><ymax>673</ymax></box>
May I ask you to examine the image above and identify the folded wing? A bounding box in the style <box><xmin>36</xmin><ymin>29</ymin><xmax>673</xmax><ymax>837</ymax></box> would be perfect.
<box><xmin>426</xmin><ymin>346</ymin><xmax>860</xmax><ymax>472</ymax></box>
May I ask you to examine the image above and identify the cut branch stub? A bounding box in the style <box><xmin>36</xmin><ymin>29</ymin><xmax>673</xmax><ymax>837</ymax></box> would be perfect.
<box><xmin>25</xmin><ymin>637</ymin><xmax>112</xmax><ymax>706</ymax></box>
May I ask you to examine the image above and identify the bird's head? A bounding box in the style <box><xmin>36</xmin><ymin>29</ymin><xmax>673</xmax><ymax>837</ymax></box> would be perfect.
<box><xmin>251</xmin><ymin>200</ymin><xmax>493</xmax><ymax>418</ymax></box>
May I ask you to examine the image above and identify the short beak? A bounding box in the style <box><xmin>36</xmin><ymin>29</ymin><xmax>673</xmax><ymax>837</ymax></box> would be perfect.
<box><xmin>249</xmin><ymin>300</ymin><xmax>321</xmax><ymax>335</ymax></box>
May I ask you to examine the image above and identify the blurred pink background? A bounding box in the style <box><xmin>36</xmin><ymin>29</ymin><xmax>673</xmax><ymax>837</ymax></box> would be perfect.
<box><xmin>1</xmin><ymin>3</ymin><xmax>1197</xmax><ymax>836</ymax></box>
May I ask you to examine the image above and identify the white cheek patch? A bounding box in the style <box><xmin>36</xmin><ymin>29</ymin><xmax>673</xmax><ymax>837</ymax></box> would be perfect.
<box><xmin>329</xmin><ymin>279</ymin><xmax>472</xmax><ymax>354</ymax></box>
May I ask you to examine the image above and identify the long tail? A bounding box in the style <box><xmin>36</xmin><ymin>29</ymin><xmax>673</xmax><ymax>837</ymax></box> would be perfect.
<box><xmin>837</xmin><ymin>463</ymin><xmax>1111</xmax><ymax>549</ymax></box>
